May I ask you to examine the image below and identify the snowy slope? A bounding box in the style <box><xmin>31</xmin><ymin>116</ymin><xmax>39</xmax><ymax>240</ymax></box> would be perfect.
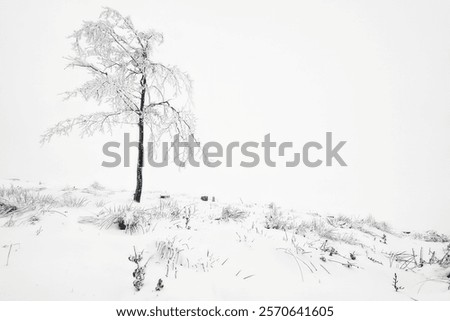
<box><xmin>0</xmin><ymin>178</ymin><xmax>449</xmax><ymax>300</ymax></box>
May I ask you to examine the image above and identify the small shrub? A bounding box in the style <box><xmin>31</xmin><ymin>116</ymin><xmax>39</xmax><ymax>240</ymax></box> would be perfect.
<box><xmin>336</xmin><ymin>215</ymin><xmax>354</xmax><ymax>225</ymax></box>
<box><xmin>295</xmin><ymin>219</ymin><xmax>359</xmax><ymax>244</ymax></box>
<box><xmin>129</xmin><ymin>247</ymin><xmax>150</xmax><ymax>291</ymax></box>
<box><xmin>328</xmin><ymin>215</ymin><xmax>354</xmax><ymax>228</ymax></box>
<box><xmin>182</xmin><ymin>206</ymin><xmax>194</xmax><ymax>229</ymax></box>
<box><xmin>412</xmin><ymin>230</ymin><xmax>449</xmax><ymax>243</ymax></box>
<box><xmin>363</xmin><ymin>215</ymin><xmax>392</xmax><ymax>234</ymax></box>
<box><xmin>268</xmin><ymin>202</ymin><xmax>276</xmax><ymax>209</ymax></box>
<box><xmin>96</xmin><ymin>204</ymin><xmax>152</xmax><ymax>234</ymax></box>
<box><xmin>159</xmin><ymin>199</ymin><xmax>181</xmax><ymax>218</ymax></box>
<box><xmin>156</xmin><ymin>238</ymin><xmax>184</xmax><ymax>264</ymax></box>
<box><xmin>61</xmin><ymin>185</ymin><xmax>76</xmax><ymax>192</ymax></box>
<box><xmin>265</xmin><ymin>205</ymin><xmax>295</xmax><ymax>230</ymax></box>
<box><xmin>320</xmin><ymin>240</ymin><xmax>338</xmax><ymax>256</ymax></box>
<box><xmin>220</xmin><ymin>206</ymin><xmax>248</xmax><ymax>221</ymax></box>
<box><xmin>156</xmin><ymin>238</ymin><xmax>217</xmax><ymax>275</ymax></box>
<box><xmin>166</xmin><ymin>203</ymin><xmax>196</xmax><ymax>228</ymax></box>
<box><xmin>0</xmin><ymin>186</ymin><xmax>58</xmax><ymax>224</ymax></box>
<box><xmin>60</xmin><ymin>194</ymin><xmax>89</xmax><ymax>208</ymax></box>
<box><xmin>90</xmin><ymin>181</ymin><xmax>105</xmax><ymax>191</ymax></box>
<box><xmin>0</xmin><ymin>186</ymin><xmax>58</xmax><ymax>211</ymax></box>
<box><xmin>392</xmin><ymin>273</ymin><xmax>404</xmax><ymax>292</ymax></box>
<box><xmin>309</xmin><ymin>220</ymin><xmax>335</xmax><ymax>239</ymax></box>
<box><xmin>440</xmin><ymin>250</ymin><xmax>450</xmax><ymax>268</ymax></box>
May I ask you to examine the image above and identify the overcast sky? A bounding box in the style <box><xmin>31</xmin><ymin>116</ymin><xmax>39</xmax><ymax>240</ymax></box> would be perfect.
<box><xmin>0</xmin><ymin>0</ymin><xmax>449</xmax><ymax>233</ymax></box>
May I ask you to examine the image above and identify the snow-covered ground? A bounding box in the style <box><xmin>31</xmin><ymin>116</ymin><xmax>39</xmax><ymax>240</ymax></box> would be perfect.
<box><xmin>0</xmin><ymin>178</ymin><xmax>449</xmax><ymax>300</ymax></box>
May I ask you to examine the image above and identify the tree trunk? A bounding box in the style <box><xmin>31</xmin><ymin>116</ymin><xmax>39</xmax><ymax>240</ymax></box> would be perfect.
<box><xmin>133</xmin><ymin>116</ymin><xmax>144</xmax><ymax>202</ymax></box>
<box><xmin>133</xmin><ymin>77</ymin><xmax>146</xmax><ymax>203</ymax></box>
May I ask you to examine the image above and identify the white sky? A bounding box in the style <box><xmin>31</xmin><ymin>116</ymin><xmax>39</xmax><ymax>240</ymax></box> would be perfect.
<box><xmin>0</xmin><ymin>0</ymin><xmax>449</xmax><ymax>233</ymax></box>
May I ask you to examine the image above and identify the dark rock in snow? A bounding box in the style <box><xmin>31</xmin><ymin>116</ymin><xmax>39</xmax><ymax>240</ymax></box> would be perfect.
<box><xmin>200</xmin><ymin>196</ymin><xmax>208</xmax><ymax>201</ymax></box>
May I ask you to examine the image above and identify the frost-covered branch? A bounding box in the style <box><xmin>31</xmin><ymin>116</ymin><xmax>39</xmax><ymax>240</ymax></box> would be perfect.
<box><xmin>40</xmin><ymin>110</ymin><xmax>137</xmax><ymax>144</ymax></box>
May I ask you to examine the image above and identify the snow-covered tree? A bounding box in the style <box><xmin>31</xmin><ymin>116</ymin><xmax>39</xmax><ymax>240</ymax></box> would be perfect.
<box><xmin>42</xmin><ymin>8</ymin><xmax>195</xmax><ymax>202</ymax></box>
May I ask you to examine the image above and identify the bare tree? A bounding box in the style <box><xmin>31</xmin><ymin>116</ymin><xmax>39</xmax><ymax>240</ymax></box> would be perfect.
<box><xmin>42</xmin><ymin>8</ymin><xmax>195</xmax><ymax>202</ymax></box>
